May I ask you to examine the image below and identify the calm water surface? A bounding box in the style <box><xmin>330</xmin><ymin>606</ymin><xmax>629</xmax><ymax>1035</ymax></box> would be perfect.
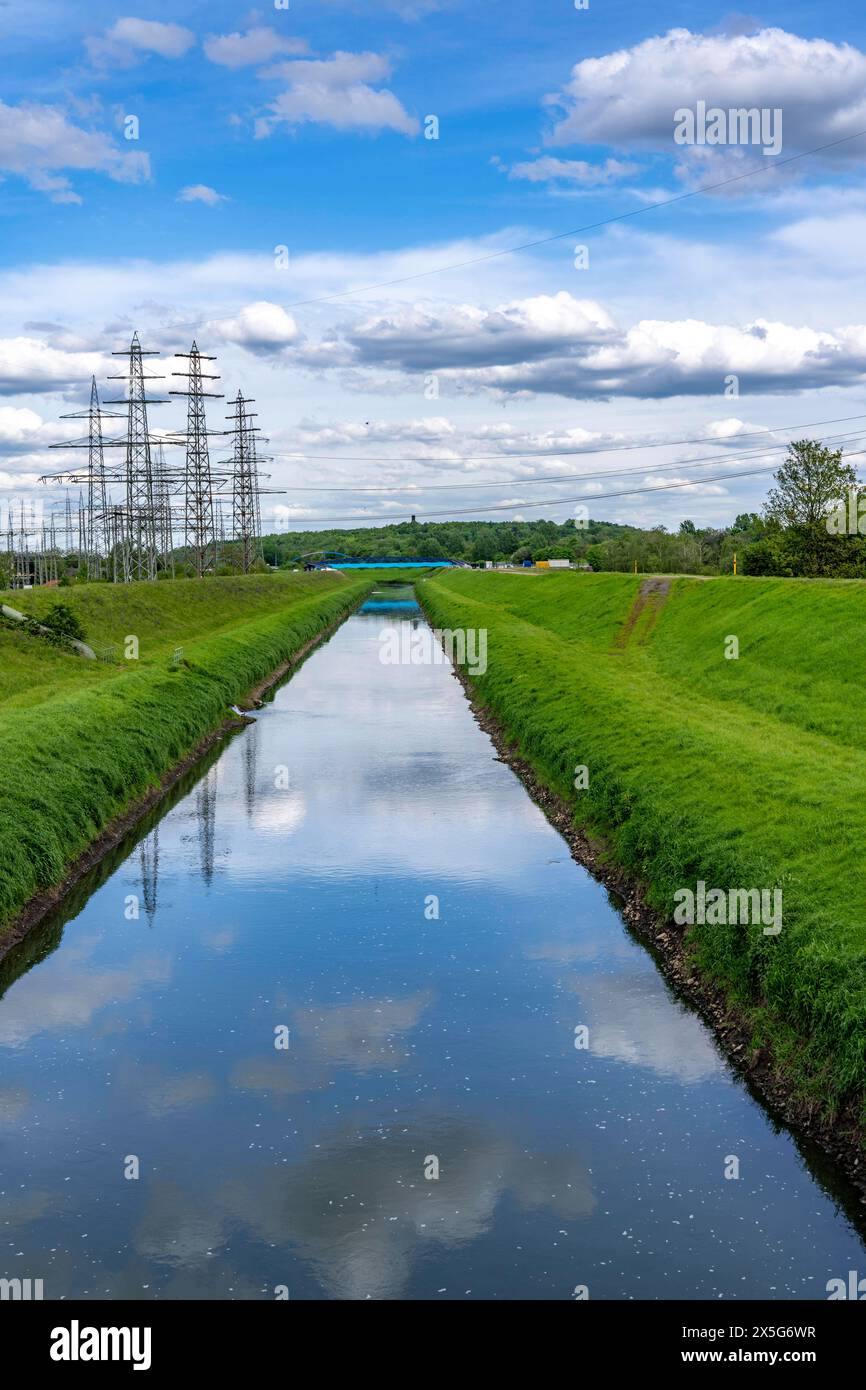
<box><xmin>1</xmin><ymin>596</ymin><xmax>864</xmax><ymax>1299</ymax></box>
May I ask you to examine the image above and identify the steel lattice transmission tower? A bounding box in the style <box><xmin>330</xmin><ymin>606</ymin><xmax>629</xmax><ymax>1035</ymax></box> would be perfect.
<box><xmin>227</xmin><ymin>391</ymin><xmax>264</xmax><ymax>573</ymax></box>
<box><xmin>171</xmin><ymin>342</ymin><xmax>223</xmax><ymax>578</ymax></box>
<box><xmin>54</xmin><ymin>376</ymin><xmax>125</xmax><ymax>581</ymax></box>
<box><xmin>153</xmin><ymin>443</ymin><xmax>176</xmax><ymax>577</ymax></box>
<box><xmin>105</xmin><ymin>333</ymin><xmax>167</xmax><ymax>581</ymax></box>
<box><xmin>40</xmin><ymin>331</ymin><xmax>279</xmax><ymax>584</ymax></box>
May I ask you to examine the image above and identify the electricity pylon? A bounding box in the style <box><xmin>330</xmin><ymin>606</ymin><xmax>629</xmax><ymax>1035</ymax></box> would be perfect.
<box><xmin>55</xmin><ymin>377</ymin><xmax>120</xmax><ymax>580</ymax></box>
<box><xmin>171</xmin><ymin>342</ymin><xmax>223</xmax><ymax>578</ymax></box>
<box><xmin>105</xmin><ymin>333</ymin><xmax>167</xmax><ymax>581</ymax></box>
<box><xmin>227</xmin><ymin>391</ymin><xmax>264</xmax><ymax>573</ymax></box>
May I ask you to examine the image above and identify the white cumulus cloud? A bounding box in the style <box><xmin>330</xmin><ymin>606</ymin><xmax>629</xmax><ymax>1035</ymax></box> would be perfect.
<box><xmin>347</xmin><ymin>292</ymin><xmax>617</xmax><ymax>371</ymax></box>
<box><xmin>544</xmin><ymin>27</ymin><xmax>866</xmax><ymax>180</ymax></box>
<box><xmin>0</xmin><ymin>337</ymin><xmax>111</xmax><ymax>396</ymax></box>
<box><xmin>209</xmin><ymin>301</ymin><xmax>299</xmax><ymax>356</ymax></box>
<box><xmin>0</xmin><ymin>406</ymin><xmax>68</xmax><ymax>454</ymax></box>
<box><xmin>0</xmin><ymin>100</ymin><xmax>149</xmax><ymax>202</ymax></box>
<box><xmin>178</xmin><ymin>184</ymin><xmax>229</xmax><ymax>205</ymax></box>
<box><xmin>87</xmin><ymin>17</ymin><xmax>196</xmax><ymax>68</ymax></box>
<box><xmin>500</xmin><ymin>156</ymin><xmax>638</xmax><ymax>186</ymax></box>
<box><xmin>340</xmin><ymin>294</ymin><xmax>866</xmax><ymax>400</ymax></box>
<box><xmin>255</xmin><ymin>51</ymin><xmax>419</xmax><ymax>137</ymax></box>
<box><xmin>203</xmin><ymin>26</ymin><xmax>308</xmax><ymax>68</ymax></box>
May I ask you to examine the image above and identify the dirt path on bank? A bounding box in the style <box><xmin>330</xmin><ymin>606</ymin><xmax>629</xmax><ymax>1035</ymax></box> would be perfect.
<box><xmin>614</xmin><ymin>577</ymin><xmax>672</xmax><ymax>649</ymax></box>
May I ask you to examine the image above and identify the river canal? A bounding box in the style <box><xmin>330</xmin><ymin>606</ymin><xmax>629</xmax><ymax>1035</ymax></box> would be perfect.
<box><xmin>1</xmin><ymin>592</ymin><xmax>864</xmax><ymax>1299</ymax></box>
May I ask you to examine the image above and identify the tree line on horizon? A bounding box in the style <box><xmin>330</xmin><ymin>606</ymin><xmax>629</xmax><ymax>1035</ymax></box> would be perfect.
<box><xmin>264</xmin><ymin>441</ymin><xmax>866</xmax><ymax>580</ymax></box>
<box><xmin>5</xmin><ymin>439</ymin><xmax>858</xmax><ymax>587</ymax></box>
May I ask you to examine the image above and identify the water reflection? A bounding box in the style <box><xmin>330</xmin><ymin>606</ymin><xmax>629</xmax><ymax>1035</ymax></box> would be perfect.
<box><xmin>212</xmin><ymin>1121</ymin><xmax>596</xmax><ymax>1301</ymax></box>
<box><xmin>139</xmin><ymin>827</ymin><xmax>159</xmax><ymax>926</ymax></box>
<box><xmin>0</xmin><ymin>946</ymin><xmax>172</xmax><ymax>1046</ymax></box>
<box><xmin>0</xmin><ymin>597</ymin><xmax>864</xmax><ymax>1300</ymax></box>
<box><xmin>196</xmin><ymin>766</ymin><xmax>217</xmax><ymax>887</ymax></box>
<box><xmin>122</xmin><ymin>1116</ymin><xmax>595</xmax><ymax>1301</ymax></box>
<box><xmin>242</xmin><ymin>717</ymin><xmax>261</xmax><ymax>820</ymax></box>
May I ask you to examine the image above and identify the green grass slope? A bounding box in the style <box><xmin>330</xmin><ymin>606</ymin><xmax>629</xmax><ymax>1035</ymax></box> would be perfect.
<box><xmin>420</xmin><ymin>570</ymin><xmax>866</xmax><ymax>1122</ymax></box>
<box><xmin>0</xmin><ymin>572</ymin><xmax>350</xmax><ymax>708</ymax></box>
<box><xmin>0</xmin><ymin>574</ymin><xmax>368</xmax><ymax>937</ymax></box>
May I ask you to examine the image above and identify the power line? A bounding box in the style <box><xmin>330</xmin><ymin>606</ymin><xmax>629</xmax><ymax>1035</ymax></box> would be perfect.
<box><xmin>273</xmin><ymin>411</ymin><xmax>866</xmax><ymax>472</ymax></box>
<box><xmin>278</xmin><ymin>452</ymin><xmax>866</xmax><ymax>525</ymax></box>
<box><xmin>138</xmin><ymin>127</ymin><xmax>866</xmax><ymax>338</ymax></box>
<box><xmin>271</xmin><ymin>417</ymin><xmax>866</xmax><ymax>489</ymax></box>
<box><xmin>42</xmin><ymin>428</ymin><xmax>860</xmax><ymax>516</ymax></box>
<box><xmin>258</xmin><ymin>129</ymin><xmax>866</xmax><ymax>311</ymax></box>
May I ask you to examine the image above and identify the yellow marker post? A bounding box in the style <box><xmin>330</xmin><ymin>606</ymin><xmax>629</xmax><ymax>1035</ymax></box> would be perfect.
<box><xmin>733</xmin><ymin>551</ymin><xmax>737</xmax><ymax>576</ymax></box>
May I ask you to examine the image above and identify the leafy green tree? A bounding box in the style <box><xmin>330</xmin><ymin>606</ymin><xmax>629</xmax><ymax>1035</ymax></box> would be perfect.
<box><xmin>583</xmin><ymin>544</ymin><xmax>608</xmax><ymax>571</ymax></box>
<box><xmin>764</xmin><ymin>440</ymin><xmax>857</xmax><ymax>527</ymax></box>
<box><xmin>741</xmin><ymin>538</ymin><xmax>787</xmax><ymax>576</ymax></box>
<box><xmin>534</xmin><ymin>545</ymin><xmax>574</xmax><ymax>561</ymax></box>
<box><xmin>470</xmin><ymin>531</ymin><xmax>501</xmax><ymax>562</ymax></box>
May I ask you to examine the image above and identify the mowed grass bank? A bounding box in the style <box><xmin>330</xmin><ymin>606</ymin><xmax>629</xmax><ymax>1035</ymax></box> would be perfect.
<box><xmin>0</xmin><ymin>572</ymin><xmax>353</xmax><ymax>708</ymax></box>
<box><xmin>0</xmin><ymin>573</ymin><xmax>369</xmax><ymax>937</ymax></box>
<box><xmin>421</xmin><ymin>570</ymin><xmax>866</xmax><ymax>1124</ymax></box>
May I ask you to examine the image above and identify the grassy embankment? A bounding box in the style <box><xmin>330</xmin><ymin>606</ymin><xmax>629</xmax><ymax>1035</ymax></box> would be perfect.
<box><xmin>421</xmin><ymin>570</ymin><xmax>866</xmax><ymax>1127</ymax></box>
<box><xmin>0</xmin><ymin>572</ymin><xmax>369</xmax><ymax>939</ymax></box>
<box><xmin>304</xmin><ymin>565</ymin><xmax>442</xmax><ymax>586</ymax></box>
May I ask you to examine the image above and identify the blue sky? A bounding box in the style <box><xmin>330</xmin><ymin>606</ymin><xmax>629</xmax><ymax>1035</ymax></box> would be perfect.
<box><xmin>3</xmin><ymin>1</ymin><xmax>866</xmax><ymax>532</ymax></box>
